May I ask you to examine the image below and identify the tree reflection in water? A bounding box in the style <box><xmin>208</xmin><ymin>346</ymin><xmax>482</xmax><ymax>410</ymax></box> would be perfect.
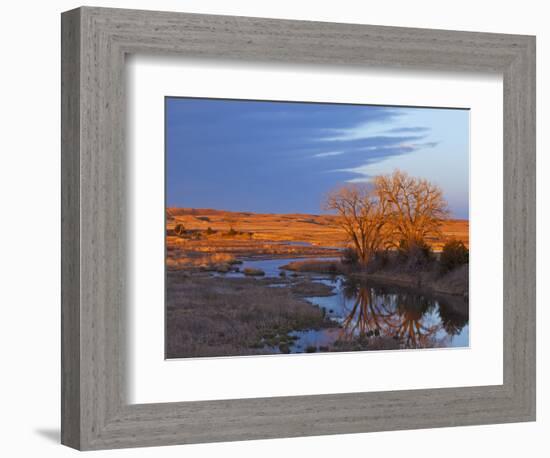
<box><xmin>338</xmin><ymin>278</ymin><xmax>468</xmax><ymax>349</ymax></box>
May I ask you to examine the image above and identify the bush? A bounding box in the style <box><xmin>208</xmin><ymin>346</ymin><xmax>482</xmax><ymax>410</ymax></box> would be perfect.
<box><xmin>174</xmin><ymin>223</ymin><xmax>186</xmax><ymax>236</ymax></box>
<box><xmin>408</xmin><ymin>241</ymin><xmax>433</xmax><ymax>269</ymax></box>
<box><xmin>396</xmin><ymin>239</ymin><xmax>409</xmax><ymax>260</ymax></box>
<box><xmin>398</xmin><ymin>239</ymin><xmax>433</xmax><ymax>269</ymax></box>
<box><xmin>367</xmin><ymin>250</ymin><xmax>390</xmax><ymax>272</ymax></box>
<box><xmin>205</xmin><ymin>227</ymin><xmax>215</xmax><ymax>235</ymax></box>
<box><xmin>227</xmin><ymin>227</ymin><xmax>238</xmax><ymax>237</ymax></box>
<box><xmin>243</xmin><ymin>268</ymin><xmax>265</xmax><ymax>276</ymax></box>
<box><xmin>341</xmin><ymin>247</ymin><xmax>359</xmax><ymax>265</ymax></box>
<box><xmin>440</xmin><ymin>240</ymin><xmax>469</xmax><ymax>272</ymax></box>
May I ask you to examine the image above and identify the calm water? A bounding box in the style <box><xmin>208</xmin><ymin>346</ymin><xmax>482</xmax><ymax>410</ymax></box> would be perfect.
<box><xmin>294</xmin><ymin>276</ymin><xmax>469</xmax><ymax>351</ymax></box>
<box><xmin>216</xmin><ymin>256</ymin><xmax>469</xmax><ymax>352</ymax></box>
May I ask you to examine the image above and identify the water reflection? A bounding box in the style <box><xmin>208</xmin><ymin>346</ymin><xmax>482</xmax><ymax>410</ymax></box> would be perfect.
<box><xmin>336</xmin><ymin>278</ymin><xmax>469</xmax><ymax>349</ymax></box>
<box><xmin>213</xmin><ymin>255</ymin><xmax>468</xmax><ymax>352</ymax></box>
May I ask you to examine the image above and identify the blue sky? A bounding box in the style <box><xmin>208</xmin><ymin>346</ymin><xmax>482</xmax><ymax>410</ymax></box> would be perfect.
<box><xmin>166</xmin><ymin>98</ymin><xmax>469</xmax><ymax>219</ymax></box>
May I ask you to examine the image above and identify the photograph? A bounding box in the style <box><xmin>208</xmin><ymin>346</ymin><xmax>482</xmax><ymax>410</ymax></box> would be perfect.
<box><xmin>165</xmin><ymin>97</ymin><xmax>470</xmax><ymax>359</ymax></box>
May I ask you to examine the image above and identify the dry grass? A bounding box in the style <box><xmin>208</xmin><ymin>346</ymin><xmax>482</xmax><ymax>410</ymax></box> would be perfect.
<box><xmin>355</xmin><ymin>264</ymin><xmax>469</xmax><ymax>297</ymax></box>
<box><xmin>332</xmin><ymin>336</ymin><xmax>401</xmax><ymax>352</ymax></box>
<box><xmin>166</xmin><ymin>251</ymin><xmax>237</xmax><ymax>270</ymax></box>
<box><xmin>431</xmin><ymin>264</ymin><xmax>469</xmax><ymax>296</ymax></box>
<box><xmin>290</xmin><ymin>280</ymin><xmax>334</xmax><ymax>297</ymax></box>
<box><xmin>165</xmin><ymin>234</ymin><xmax>340</xmax><ymax>271</ymax></box>
<box><xmin>167</xmin><ymin>208</ymin><xmax>345</xmax><ymax>246</ymax></box>
<box><xmin>242</xmin><ymin>268</ymin><xmax>265</xmax><ymax>276</ymax></box>
<box><xmin>281</xmin><ymin>259</ymin><xmax>346</xmax><ymax>275</ymax></box>
<box><xmin>166</xmin><ymin>208</ymin><xmax>469</xmax><ymax>271</ymax></box>
<box><xmin>166</xmin><ymin>273</ymin><xmax>335</xmax><ymax>358</ymax></box>
<box><xmin>167</xmin><ymin>207</ymin><xmax>468</xmax><ymax>248</ymax></box>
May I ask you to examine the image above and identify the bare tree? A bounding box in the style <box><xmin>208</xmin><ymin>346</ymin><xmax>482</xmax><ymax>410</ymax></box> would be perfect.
<box><xmin>325</xmin><ymin>170</ymin><xmax>449</xmax><ymax>264</ymax></box>
<box><xmin>373</xmin><ymin>170</ymin><xmax>448</xmax><ymax>248</ymax></box>
<box><xmin>325</xmin><ymin>184</ymin><xmax>389</xmax><ymax>266</ymax></box>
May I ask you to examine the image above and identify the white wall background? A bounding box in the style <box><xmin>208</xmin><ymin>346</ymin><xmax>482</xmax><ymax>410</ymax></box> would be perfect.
<box><xmin>0</xmin><ymin>1</ymin><xmax>546</xmax><ymax>456</ymax></box>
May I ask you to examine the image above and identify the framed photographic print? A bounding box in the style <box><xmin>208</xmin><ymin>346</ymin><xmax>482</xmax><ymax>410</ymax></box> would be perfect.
<box><xmin>61</xmin><ymin>6</ymin><xmax>536</xmax><ymax>450</ymax></box>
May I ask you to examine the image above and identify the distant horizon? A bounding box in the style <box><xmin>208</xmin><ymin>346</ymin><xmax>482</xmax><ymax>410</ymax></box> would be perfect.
<box><xmin>167</xmin><ymin>206</ymin><xmax>470</xmax><ymax>221</ymax></box>
<box><xmin>166</xmin><ymin>98</ymin><xmax>469</xmax><ymax>219</ymax></box>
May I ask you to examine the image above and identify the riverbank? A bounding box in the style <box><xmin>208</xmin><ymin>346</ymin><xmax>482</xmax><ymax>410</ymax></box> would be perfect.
<box><xmin>359</xmin><ymin>265</ymin><xmax>468</xmax><ymax>296</ymax></box>
<box><xmin>166</xmin><ymin>272</ymin><xmax>338</xmax><ymax>358</ymax></box>
<box><xmin>281</xmin><ymin>259</ymin><xmax>468</xmax><ymax>297</ymax></box>
<box><xmin>166</xmin><ymin>258</ymin><xmax>470</xmax><ymax>358</ymax></box>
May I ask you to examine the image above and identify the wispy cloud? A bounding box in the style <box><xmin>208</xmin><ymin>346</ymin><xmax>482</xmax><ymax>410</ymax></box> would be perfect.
<box><xmin>320</xmin><ymin>122</ymin><xmax>383</xmax><ymax>142</ymax></box>
<box><xmin>318</xmin><ymin>112</ymin><xmax>433</xmax><ymax>143</ymax></box>
<box><xmin>384</xmin><ymin>126</ymin><xmax>430</xmax><ymax>134</ymax></box>
<box><xmin>313</xmin><ymin>151</ymin><xmax>345</xmax><ymax>158</ymax></box>
<box><xmin>406</xmin><ymin>141</ymin><xmax>439</xmax><ymax>149</ymax></box>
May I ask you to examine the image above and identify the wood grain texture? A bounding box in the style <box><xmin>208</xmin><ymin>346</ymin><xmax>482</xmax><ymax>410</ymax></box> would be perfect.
<box><xmin>61</xmin><ymin>6</ymin><xmax>536</xmax><ymax>450</ymax></box>
<box><xmin>60</xmin><ymin>7</ymin><xmax>81</xmax><ymax>449</ymax></box>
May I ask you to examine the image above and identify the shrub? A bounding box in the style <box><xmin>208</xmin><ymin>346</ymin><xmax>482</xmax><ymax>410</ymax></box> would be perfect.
<box><xmin>440</xmin><ymin>240</ymin><xmax>469</xmax><ymax>272</ymax></box>
<box><xmin>174</xmin><ymin>223</ymin><xmax>186</xmax><ymax>236</ymax></box>
<box><xmin>396</xmin><ymin>239</ymin><xmax>410</xmax><ymax>261</ymax></box>
<box><xmin>243</xmin><ymin>268</ymin><xmax>265</xmax><ymax>276</ymax></box>
<box><xmin>205</xmin><ymin>227</ymin><xmax>215</xmax><ymax>235</ymax></box>
<box><xmin>227</xmin><ymin>227</ymin><xmax>237</xmax><ymax>237</ymax></box>
<box><xmin>190</xmin><ymin>231</ymin><xmax>202</xmax><ymax>240</ymax></box>
<box><xmin>408</xmin><ymin>240</ymin><xmax>433</xmax><ymax>269</ymax></box>
<box><xmin>397</xmin><ymin>239</ymin><xmax>433</xmax><ymax>270</ymax></box>
<box><xmin>341</xmin><ymin>247</ymin><xmax>359</xmax><ymax>265</ymax></box>
<box><xmin>367</xmin><ymin>250</ymin><xmax>390</xmax><ymax>272</ymax></box>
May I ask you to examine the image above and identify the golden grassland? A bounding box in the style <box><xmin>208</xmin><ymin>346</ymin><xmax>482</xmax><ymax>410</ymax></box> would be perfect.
<box><xmin>166</xmin><ymin>207</ymin><xmax>469</xmax><ymax>270</ymax></box>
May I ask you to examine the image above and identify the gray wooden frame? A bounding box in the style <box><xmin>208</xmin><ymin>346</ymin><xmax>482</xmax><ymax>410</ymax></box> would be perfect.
<box><xmin>61</xmin><ymin>6</ymin><xmax>536</xmax><ymax>451</ymax></box>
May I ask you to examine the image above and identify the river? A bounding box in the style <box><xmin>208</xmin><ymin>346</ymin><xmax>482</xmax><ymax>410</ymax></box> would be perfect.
<box><xmin>216</xmin><ymin>256</ymin><xmax>469</xmax><ymax>353</ymax></box>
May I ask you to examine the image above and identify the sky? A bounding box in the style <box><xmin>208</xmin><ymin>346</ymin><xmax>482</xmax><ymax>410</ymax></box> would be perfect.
<box><xmin>166</xmin><ymin>97</ymin><xmax>469</xmax><ymax>219</ymax></box>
